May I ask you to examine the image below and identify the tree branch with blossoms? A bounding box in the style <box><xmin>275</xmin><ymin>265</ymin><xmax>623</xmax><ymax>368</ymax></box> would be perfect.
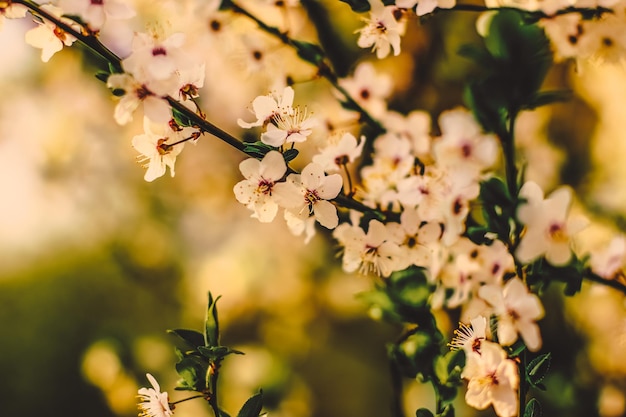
<box><xmin>4</xmin><ymin>0</ymin><xmax>626</xmax><ymax>416</ymax></box>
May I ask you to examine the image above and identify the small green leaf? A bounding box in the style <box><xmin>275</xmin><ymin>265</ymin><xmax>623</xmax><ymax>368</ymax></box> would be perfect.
<box><xmin>527</xmin><ymin>352</ymin><xmax>551</xmax><ymax>387</ymax></box>
<box><xmin>283</xmin><ymin>148</ymin><xmax>299</xmax><ymax>163</ymax></box>
<box><xmin>523</xmin><ymin>90</ymin><xmax>572</xmax><ymax>110</ymax></box>
<box><xmin>175</xmin><ymin>356</ymin><xmax>207</xmax><ymax>391</ymax></box>
<box><xmin>292</xmin><ymin>40</ymin><xmax>325</xmax><ymax>66</ymax></box>
<box><xmin>243</xmin><ymin>141</ymin><xmax>276</xmax><ymax>159</ymax></box>
<box><xmin>168</xmin><ymin>329</ymin><xmax>206</xmax><ymax>349</ymax></box>
<box><xmin>524</xmin><ymin>398</ymin><xmax>542</xmax><ymax>417</ymax></box>
<box><xmin>416</xmin><ymin>409</ymin><xmax>434</xmax><ymax>417</ymax></box>
<box><xmin>95</xmin><ymin>72</ymin><xmax>110</xmax><ymax>83</ymax></box>
<box><xmin>205</xmin><ymin>292</ymin><xmax>221</xmax><ymax>347</ymax></box>
<box><xmin>439</xmin><ymin>404</ymin><xmax>455</xmax><ymax>417</ymax></box>
<box><xmin>198</xmin><ymin>345</ymin><xmax>245</xmax><ymax>360</ymax></box>
<box><xmin>172</xmin><ymin>107</ymin><xmax>194</xmax><ymax>128</ymax></box>
<box><xmin>236</xmin><ymin>391</ymin><xmax>264</xmax><ymax>417</ymax></box>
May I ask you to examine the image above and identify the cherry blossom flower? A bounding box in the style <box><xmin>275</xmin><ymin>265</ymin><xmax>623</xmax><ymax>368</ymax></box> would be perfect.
<box><xmin>122</xmin><ymin>32</ymin><xmax>192</xmax><ymax>83</ymax></box>
<box><xmin>333</xmin><ymin>219</ymin><xmax>406</xmax><ymax>277</ymax></box>
<box><xmin>461</xmin><ymin>340</ymin><xmax>519</xmax><ymax>417</ymax></box>
<box><xmin>24</xmin><ymin>4</ymin><xmax>79</xmax><ymax>63</ymax></box>
<box><xmin>274</xmin><ymin>162</ymin><xmax>342</xmax><ymax>229</ymax></box>
<box><xmin>59</xmin><ymin>0</ymin><xmax>135</xmax><ymax>31</ymax></box>
<box><xmin>137</xmin><ymin>373</ymin><xmax>174</xmax><ymax>417</ymax></box>
<box><xmin>338</xmin><ymin>62</ymin><xmax>392</xmax><ymax>118</ymax></box>
<box><xmin>516</xmin><ymin>181</ymin><xmax>588</xmax><ymax>266</ymax></box>
<box><xmin>356</xmin><ymin>0</ymin><xmax>406</xmax><ymax>59</ymax></box>
<box><xmin>261</xmin><ymin>106</ymin><xmax>317</xmax><ymax>147</ymax></box>
<box><xmin>177</xmin><ymin>63</ymin><xmax>206</xmax><ymax>101</ymax></box>
<box><xmin>381</xmin><ymin>110</ymin><xmax>432</xmax><ymax>159</ymax></box>
<box><xmin>479</xmin><ymin>277</ymin><xmax>544</xmax><ymax>351</ymax></box>
<box><xmin>396</xmin><ymin>0</ymin><xmax>455</xmax><ymax>16</ymax></box>
<box><xmin>132</xmin><ymin>118</ymin><xmax>186</xmax><ymax>182</ymax></box>
<box><xmin>448</xmin><ymin>315</ymin><xmax>488</xmax><ymax>354</ymax></box>
<box><xmin>312</xmin><ymin>132</ymin><xmax>365</xmax><ymax>173</ymax></box>
<box><xmin>0</xmin><ymin>2</ymin><xmax>27</xmax><ymax>31</ymax></box>
<box><xmin>107</xmin><ymin>73</ymin><xmax>175</xmax><ymax>125</ymax></box>
<box><xmin>590</xmin><ymin>236</ymin><xmax>626</xmax><ymax>280</ymax></box>
<box><xmin>388</xmin><ymin>207</ymin><xmax>441</xmax><ymax>268</ymax></box>
<box><xmin>433</xmin><ymin>108</ymin><xmax>498</xmax><ymax>176</ymax></box>
<box><xmin>233</xmin><ymin>151</ymin><xmax>287</xmax><ymax>223</ymax></box>
<box><xmin>238</xmin><ymin>86</ymin><xmax>295</xmax><ymax>129</ymax></box>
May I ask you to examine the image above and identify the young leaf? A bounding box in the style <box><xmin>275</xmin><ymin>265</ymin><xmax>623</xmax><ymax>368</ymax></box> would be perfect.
<box><xmin>236</xmin><ymin>391</ymin><xmax>264</xmax><ymax>417</ymax></box>
<box><xmin>168</xmin><ymin>328</ymin><xmax>206</xmax><ymax>349</ymax></box>
<box><xmin>416</xmin><ymin>409</ymin><xmax>434</xmax><ymax>417</ymax></box>
<box><xmin>205</xmin><ymin>292</ymin><xmax>221</xmax><ymax>347</ymax></box>
<box><xmin>527</xmin><ymin>352</ymin><xmax>551</xmax><ymax>388</ymax></box>
<box><xmin>524</xmin><ymin>398</ymin><xmax>542</xmax><ymax>417</ymax></box>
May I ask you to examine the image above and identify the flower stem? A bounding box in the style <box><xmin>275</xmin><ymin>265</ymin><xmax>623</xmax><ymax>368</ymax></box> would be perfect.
<box><xmin>171</xmin><ymin>394</ymin><xmax>206</xmax><ymax>405</ymax></box>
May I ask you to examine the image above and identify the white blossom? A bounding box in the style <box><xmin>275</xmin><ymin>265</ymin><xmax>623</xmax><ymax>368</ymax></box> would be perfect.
<box><xmin>137</xmin><ymin>373</ymin><xmax>174</xmax><ymax>417</ymax></box>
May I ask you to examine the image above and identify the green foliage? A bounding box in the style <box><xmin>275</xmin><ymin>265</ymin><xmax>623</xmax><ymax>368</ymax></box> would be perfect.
<box><xmin>467</xmin><ymin>176</ymin><xmax>515</xmax><ymax>245</ymax></box>
<box><xmin>292</xmin><ymin>40</ymin><xmax>326</xmax><ymax>66</ymax></box>
<box><xmin>205</xmin><ymin>292</ymin><xmax>221</xmax><ymax>347</ymax></box>
<box><xmin>416</xmin><ymin>409</ymin><xmax>435</xmax><ymax>417</ymax></box>
<box><xmin>526</xmin><ymin>257</ymin><xmax>585</xmax><ymax>296</ymax></box>
<box><xmin>462</xmin><ymin>9</ymin><xmax>554</xmax><ymax>135</ymax></box>
<box><xmin>359</xmin><ymin>266</ymin><xmax>433</xmax><ymax>325</ymax></box>
<box><xmin>236</xmin><ymin>391</ymin><xmax>264</xmax><ymax>417</ymax></box>
<box><xmin>527</xmin><ymin>352</ymin><xmax>551</xmax><ymax>390</ymax></box>
<box><xmin>282</xmin><ymin>148</ymin><xmax>299</xmax><ymax>163</ymax></box>
<box><xmin>243</xmin><ymin>141</ymin><xmax>276</xmax><ymax>159</ymax></box>
<box><xmin>168</xmin><ymin>292</ymin><xmax>244</xmax><ymax>393</ymax></box>
<box><xmin>172</xmin><ymin>106</ymin><xmax>196</xmax><ymax>128</ymax></box>
<box><xmin>524</xmin><ymin>398</ymin><xmax>542</xmax><ymax>417</ymax></box>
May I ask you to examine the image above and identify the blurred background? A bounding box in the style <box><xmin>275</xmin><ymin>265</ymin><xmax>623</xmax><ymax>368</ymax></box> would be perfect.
<box><xmin>1</xmin><ymin>1</ymin><xmax>626</xmax><ymax>417</ymax></box>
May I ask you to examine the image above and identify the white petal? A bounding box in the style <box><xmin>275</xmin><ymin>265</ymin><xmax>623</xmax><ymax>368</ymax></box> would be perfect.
<box><xmin>314</xmin><ymin>200</ymin><xmax>338</xmax><ymax>229</ymax></box>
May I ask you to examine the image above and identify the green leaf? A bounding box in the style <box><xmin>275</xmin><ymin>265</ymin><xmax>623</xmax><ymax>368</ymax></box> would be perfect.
<box><xmin>339</xmin><ymin>0</ymin><xmax>371</xmax><ymax>12</ymax></box>
<box><xmin>282</xmin><ymin>148</ymin><xmax>299</xmax><ymax>163</ymax></box>
<box><xmin>439</xmin><ymin>404</ymin><xmax>455</xmax><ymax>417</ymax></box>
<box><xmin>205</xmin><ymin>292</ymin><xmax>221</xmax><ymax>347</ymax></box>
<box><xmin>524</xmin><ymin>398</ymin><xmax>542</xmax><ymax>417</ymax></box>
<box><xmin>523</xmin><ymin>90</ymin><xmax>572</xmax><ymax>110</ymax></box>
<box><xmin>292</xmin><ymin>40</ymin><xmax>325</xmax><ymax>66</ymax></box>
<box><xmin>168</xmin><ymin>329</ymin><xmax>206</xmax><ymax>349</ymax></box>
<box><xmin>198</xmin><ymin>345</ymin><xmax>245</xmax><ymax>361</ymax></box>
<box><xmin>175</xmin><ymin>356</ymin><xmax>207</xmax><ymax>391</ymax></box>
<box><xmin>172</xmin><ymin>107</ymin><xmax>194</xmax><ymax>128</ymax></box>
<box><xmin>243</xmin><ymin>141</ymin><xmax>276</xmax><ymax>159</ymax></box>
<box><xmin>236</xmin><ymin>391</ymin><xmax>264</xmax><ymax>417</ymax></box>
<box><xmin>434</xmin><ymin>350</ymin><xmax>465</xmax><ymax>386</ymax></box>
<box><xmin>416</xmin><ymin>408</ymin><xmax>434</xmax><ymax>417</ymax></box>
<box><xmin>95</xmin><ymin>72</ymin><xmax>110</xmax><ymax>83</ymax></box>
<box><xmin>527</xmin><ymin>352</ymin><xmax>551</xmax><ymax>387</ymax></box>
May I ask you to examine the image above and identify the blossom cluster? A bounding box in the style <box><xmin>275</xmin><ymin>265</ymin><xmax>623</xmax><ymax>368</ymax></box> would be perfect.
<box><xmin>4</xmin><ymin>0</ymin><xmax>626</xmax><ymax>416</ymax></box>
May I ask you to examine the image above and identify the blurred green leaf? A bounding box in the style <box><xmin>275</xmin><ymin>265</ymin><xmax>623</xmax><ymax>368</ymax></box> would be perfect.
<box><xmin>293</xmin><ymin>40</ymin><xmax>325</xmax><ymax>66</ymax></box>
<box><xmin>416</xmin><ymin>409</ymin><xmax>434</xmax><ymax>417</ymax></box>
<box><xmin>236</xmin><ymin>391</ymin><xmax>264</xmax><ymax>417</ymax></box>
<box><xmin>524</xmin><ymin>398</ymin><xmax>542</xmax><ymax>417</ymax></box>
<box><xmin>524</xmin><ymin>90</ymin><xmax>572</xmax><ymax>110</ymax></box>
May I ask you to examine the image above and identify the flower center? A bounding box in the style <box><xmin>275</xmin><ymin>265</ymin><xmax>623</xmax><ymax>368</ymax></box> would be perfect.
<box><xmin>257</xmin><ymin>179</ymin><xmax>274</xmax><ymax>195</ymax></box>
